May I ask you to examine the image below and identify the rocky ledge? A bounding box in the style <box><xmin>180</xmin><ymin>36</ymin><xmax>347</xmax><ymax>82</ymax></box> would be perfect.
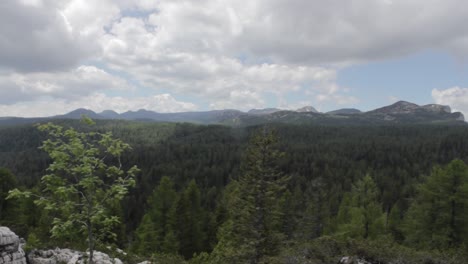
<box><xmin>0</xmin><ymin>227</ymin><xmax>26</xmax><ymax>264</ymax></box>
<box><xmin>28</xmin><ymin>248</ymin><xmax>124</xmax><ymax>264</ymax></box>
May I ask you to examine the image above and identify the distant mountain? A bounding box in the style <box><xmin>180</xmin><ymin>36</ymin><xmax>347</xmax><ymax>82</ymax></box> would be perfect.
<box><xmin>327</xmin><ymin>108</ymin><xmax>362</xmax><ymax>115</ymax></box>
<box><xmin>0</xmin><ymin>101</ymin><xmax>464</xmax><ymax>127</ymax></box>
<box><xmin>296</xmin><ymin>106</ymin><xmax>319</xmax><ymax>113</ymax></box>
<box><xmin>364</xmin><ymin>101</ymin><xmax>463</xmax><ymax>123</ymax></box>
<box><xmin>99</xmin><ymin>110</ymin><xmax>120</xmax><ymax>119</ymax></box>
<box><xmin>369</xmin><ymin>101</ymin><xmax>419</xmax><ymax>115</ymax></box>
<box><xmin>56</xmin><ymin>108</ymin><xmax>103</xmax><ymax>119</ymax></box>
<box><xmin>222</xmin><ymin>101</ymin><xmax>464</xmax><ymax>126</ymax></box>
<box><xmin>248</xmin><ymin>108</ymin><xmax>282</xmax><ymax>115</ymax></box>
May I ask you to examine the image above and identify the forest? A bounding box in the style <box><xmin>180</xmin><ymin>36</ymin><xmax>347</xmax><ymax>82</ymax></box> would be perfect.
<box><xmin>1</xmin><ymin>119</ymin><xmax>468</xmax><ymax>263</ymax></box>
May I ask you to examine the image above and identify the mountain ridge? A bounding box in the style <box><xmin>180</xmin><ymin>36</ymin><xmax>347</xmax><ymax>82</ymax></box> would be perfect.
<box><xmin>0</xmin><ymin>101</ymin><xmax>464</xmax><ymax>126</ymax></box>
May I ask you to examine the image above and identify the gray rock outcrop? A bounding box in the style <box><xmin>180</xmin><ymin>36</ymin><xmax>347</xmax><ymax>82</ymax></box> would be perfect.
<box><xmin>0</xmin><ymin>227</ymin><xmax>26</xmax><ymax>264</ymax></box>
<box><xmin>339</xmin><ymin>256</ymin><xmax>372</xmax><ymax>264</ymax></box>
<box><xmin>28</xmin><ymin>249</ymin><xmax>124</xmax><ymax>264</ymax></box>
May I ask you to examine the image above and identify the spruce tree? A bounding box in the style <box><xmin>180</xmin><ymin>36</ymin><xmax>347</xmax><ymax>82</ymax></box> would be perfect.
<box><xmin>172</xmin><ymin>180</ymin><xmax>205</xmax><ymax>259</ymax></box>
<box><xmin>133</xmin><ymin>176</ymin><xmax>178</xmax><ymax>255</ymax></box>
<box><xmin>212</xmin><ymin>128</ymin><xmax>289</xmax><ymax>263</ymax></box>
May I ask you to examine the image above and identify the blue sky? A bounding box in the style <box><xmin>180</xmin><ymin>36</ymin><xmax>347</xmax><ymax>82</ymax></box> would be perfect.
<box><xmin>1</xmin><ymin>0</ymin><xmax>468</xmax><ymax>117</ymax></box>
<box><xmin>338</xmin><ymin>51</ymin><xmax>468</xmax><ymax>111</ymax></box>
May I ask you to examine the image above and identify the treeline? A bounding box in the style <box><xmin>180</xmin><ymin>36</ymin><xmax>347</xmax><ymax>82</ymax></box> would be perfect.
<box><xmin>1</xmin><ymin>121</ymin><xmax>468</xmax><ymax>263</ymax></box>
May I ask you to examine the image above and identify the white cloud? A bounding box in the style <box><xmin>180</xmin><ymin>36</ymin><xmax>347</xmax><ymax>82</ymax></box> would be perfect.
<box><xmin>0</xmin><ymin>92</ymin><xmax>197</xmax><ymax>117</ymax></box>
<box><xmin>0</xmin><ymin>66</ymin><xmax>130</xmax><ymax>104</ymax></box>
<box><xmin>3</xmin><ymin>0</ymin><xmax>468</xmax><ymax>115</ymax></box>
<box><xmin>432</xmin><ymin>87</ymin><xmax>468</xmax><ymax>117</ymax></box>
<box><xmin>0</xmin><ymin>0</ymin><xmax>113</xmax><ymax>72</ymax></box>
<box><xmin>101</xmin><ymin>16</ymin><xmax>348</xmax><ymax>110</ymax></box>
<box><xmin>123</xmin><ymin>0</ymin><xmax>468</xmax><ymax>64</ymax></box>
<box><xmin>209</xmin><ymin>90</ymin><xmax>265</xmax><ymax>110</ymax></box>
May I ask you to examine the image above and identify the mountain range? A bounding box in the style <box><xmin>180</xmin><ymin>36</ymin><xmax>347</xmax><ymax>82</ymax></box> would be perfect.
<box><xmin>0</xmin><ymin>101</ymin><xmax>464</xmax><ymax>126</ymax></box>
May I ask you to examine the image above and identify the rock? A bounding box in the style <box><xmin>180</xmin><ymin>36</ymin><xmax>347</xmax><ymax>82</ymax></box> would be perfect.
<box><xmin>28</xmin><ymin>248</ymin><xmax>124</xmax><ymax>264</ymax></box>
<box><xmin>338</xmin><ymin>256</ymin><xmax>373</xmax><ymax>264</ymax></box>
<box><xmin>0</xmin><ymin>227</ymin><xmax>27</xmax><ymax>264</ymax></box>
<box><xmin>67</xmin><ymin>255</ymin><xmax>80</xmax><ymax>264</ymax></box>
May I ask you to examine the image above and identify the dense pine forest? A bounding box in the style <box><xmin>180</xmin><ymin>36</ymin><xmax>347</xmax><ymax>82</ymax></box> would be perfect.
<box><xmin>1</xmin><ymin>119</ymin><xmax>468</xmax><ymax>263</ymax></box>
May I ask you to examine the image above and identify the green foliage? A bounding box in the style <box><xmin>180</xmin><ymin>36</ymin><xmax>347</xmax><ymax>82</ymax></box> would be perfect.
<box><xmin>172</xmin><ymin>180</ymin><xmax>206</xmax><ymax>259</ymax></box>
<box><xmin>0</xmin><ymin>168</ymin><xmax>16</xmax><ymax>224</ymax></box>
<box><xmin>23</xmin><ymin>232</ymin><xmax>42</xmax><ymax>252</ymax></box>
<box><xmin>275</xmin><ymin>236</ymin><xmax>468</xmax><ymax>264</ymax></box>
<box><xmin>387</xmin><ymin>203</ymin><xmax>404</xmax><ymax>242</ymax></box>
<box><xmin>404</xmin><ymin>159</ymin><xmax>468</xmax><ymax>249</ymax></box>
<box><xmin>133</xmin><ymin>176</ymin><xmax>178</xmax><ymax>255</ymax></box>
<box><xmin>300</xmin><ymin>178</ymin><xmax>331</xmax><ymax>240</ymax></box>
<box><xmin>334</xmin><ymin>175</ymin><xmax>385</xmax><ymax>239</ymax></box>
<box><xmin>7</xmin><ymin>120</ymin><xmax>139</xmax><ymax>263</ymax></box>
<box><xmin>2</xmin><ymin>120</ymin><xmax>468</xmax><ymax>262</ymax></box>
<box><xmin>212</xmin><ymin>128</ymin><xmax>290</xmax><ymax>263</ymax></box>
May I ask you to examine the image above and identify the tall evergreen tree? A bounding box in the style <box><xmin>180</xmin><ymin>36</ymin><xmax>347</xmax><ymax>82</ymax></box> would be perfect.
<box><xmin>212</xmin><ymin>128</ymin><xmax>289</xmax><ymax>263</ymax></box>
<box><xmin>404</xmin><ymin>159</ymin><xmax>468</xmax><ymax>249</ymax></box>
<box><xmin>172</xmin><ymin>180</ymin><xmax>206</xmax><ymax>259</ymax></box>
<box><xmin>133</xmin><ymin>176</ymin><xmax>178</xmax><ymax>255</ymax></box>
<box><xmin>301</xmin><ymin>179</ymin><xmax>330</xmax><ymax>240</ymax></box>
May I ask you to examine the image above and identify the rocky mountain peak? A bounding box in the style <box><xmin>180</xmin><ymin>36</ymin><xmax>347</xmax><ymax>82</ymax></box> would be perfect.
<box><xmin>373</xmin><ymin>101</ymin><xmax>419</xmax><ymax>114</ymax></box>
<box><xmin>422</xmin><ymin>104</ymin><xmax>451</xmax><ymax>113</ymax></box>
<box><xmin>296</xmin><ymin>106</ymin><xmax>318</xmax><ymax>113</ymax></box>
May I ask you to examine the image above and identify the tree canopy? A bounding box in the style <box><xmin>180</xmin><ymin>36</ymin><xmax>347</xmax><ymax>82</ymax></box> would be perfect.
<box><xmin>8</xmin><ymin>118</ymin><xmax>139</xmax><ymax>263</ymax></box>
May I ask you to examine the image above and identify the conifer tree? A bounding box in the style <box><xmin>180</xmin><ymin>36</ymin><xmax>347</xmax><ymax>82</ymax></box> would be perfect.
<box><xmin>300</xmin><ymin>178</ymin><xmax>330</xmax><ymax>240</ymax></box>
<box><xmin>172</xmin><ymin>179</ymin><xmax>205</xmax><ymax>259</ymax></box>
<box><xmin>404</xmin><ymin>159</ymin><xmax>468</xmax><ymax>249</ymax></box>
<box><xmin>211</xmin><ymin>128</ymin><xmax>289</xmax><ymax>263</ymax></box>
<box><xmin>335</xmin><ymin>174</ymin><xmax>385</xmax><ymax>239</ymax></box>
<box><xmin>133</xmin><ymin>176</ymin><xmax>178</xmax><ymax>255</ymax></box>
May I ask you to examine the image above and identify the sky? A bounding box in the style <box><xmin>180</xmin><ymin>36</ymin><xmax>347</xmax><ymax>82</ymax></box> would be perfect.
<box><xmin>1</xmin><ymin>0</ymin><xmax>468</xmax><ymax>117</ymax></box>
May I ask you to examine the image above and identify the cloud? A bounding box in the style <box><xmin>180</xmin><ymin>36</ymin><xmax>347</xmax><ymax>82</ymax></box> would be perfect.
<box><xmin>432</xmin><ymin>87</ymin><xmax>468</xmax><ymax>117</ymax></box>
<box><xmin>0</xmin><ymin>0</ymin><xmax>117</xmax><ymax>72</ymax></box>
<box><xmin>132</xmin><ymin>0</ymin><xmax>468</xmax><ymax>65</ymax></box>
<box><xmin>97</xmin><ymin>0</ymin><xmax>468</xmax><ymax>110</ymax></box>
<box><xmin>209</xmin><ymin>90</ymin><xmax>265</xmax><ymax>110</ymax></box>
<box><xmin>3</xmin><ymin>0</ymin><xmax>468</xmax><ymax>115</ymax></box>
<box><xmin>0</xmin><ymin>92</ymin><xmax>197</xmax><ymax>117</ymax></box>
<box><xmin>101</xmin><ymin>16</ymin><xmax>347</xmax><ymax>110</ymax></box>
<box><xmin>0</xmin><ymin>66</ymin><xmax>130</xmax><ymax>104</ymax></box>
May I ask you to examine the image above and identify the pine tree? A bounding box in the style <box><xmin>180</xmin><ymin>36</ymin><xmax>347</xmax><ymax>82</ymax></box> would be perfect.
<box><xmin>301</xmin><ymin>178</ymin><xmax>330</xmax><ymax>240</ymax></box>
<box><xmin>212</xmin><ymin>128</ymin><xmax>289</xmax><ymax>263</ymax></box>
<box><xmin>172</xmin><ymin>180</ymin><xmax>205</xmax><ymax>259</ymax></box>
<box><xmin>133</xmin><ymin>176</ymin><xmax>178</xmax><ymax>255</ymax></box>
